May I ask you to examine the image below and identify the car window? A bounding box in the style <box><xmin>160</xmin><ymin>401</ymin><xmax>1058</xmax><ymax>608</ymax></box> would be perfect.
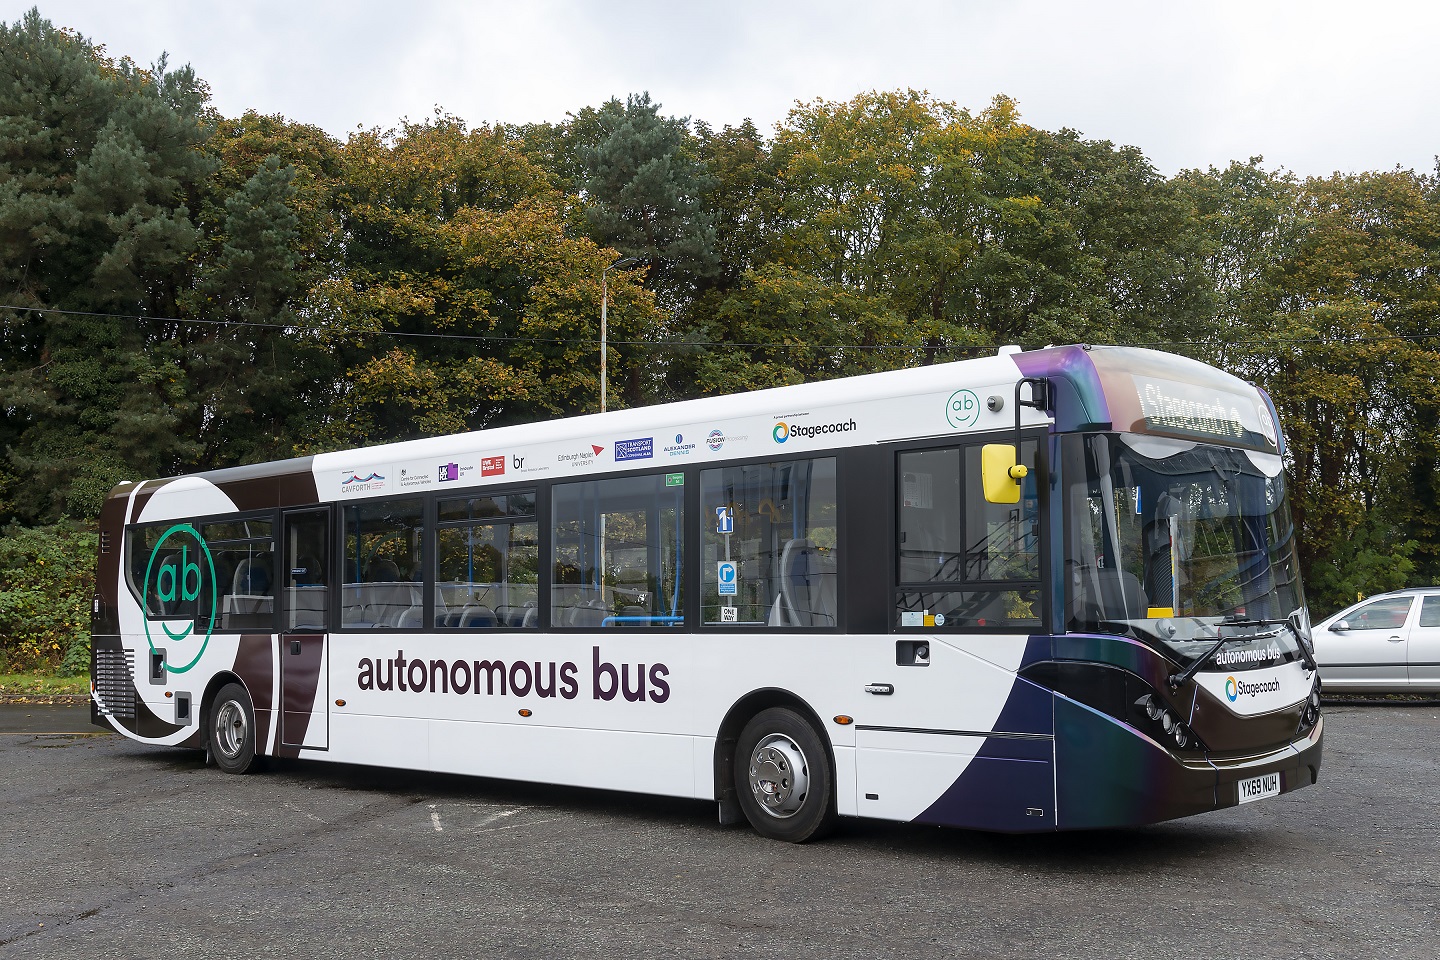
<box><xmin>1420</xmin><ymin>596</ymin><xmax>1440</xmax><ymax>628</ymax></box>
<box><xmin>1347</xmin><ymin>597</ymin><xmax>1412</xmax><ymax>630</ymax></box>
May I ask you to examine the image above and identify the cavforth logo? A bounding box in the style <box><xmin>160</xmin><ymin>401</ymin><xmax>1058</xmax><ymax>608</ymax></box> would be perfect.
<box><xmin>142</xmin><ymin>523</ymin><xmax>217</xmax><ymax>674</ymax></box>
<box><xmin>340</xmin><ymin>471</ymin><xmax>385</xmax><ymax>494</ymax></box>
<box><xmin>946</xmin><ymin>389</ymin><xmax>981</xmax><ymax>429</ymax></box>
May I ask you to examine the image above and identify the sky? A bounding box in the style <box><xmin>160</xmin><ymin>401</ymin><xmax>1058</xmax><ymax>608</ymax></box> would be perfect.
<box><xmin>11</xmin><ymin>0</ymin><xmax>1440</xmax><ymax>179</ymax></box>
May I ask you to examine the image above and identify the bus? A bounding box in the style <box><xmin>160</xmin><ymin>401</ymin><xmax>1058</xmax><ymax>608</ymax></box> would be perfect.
<box><xmin>91</xmin><ymin>344</ymin><xmax>1323</xmax><ymax>841</ymax></box>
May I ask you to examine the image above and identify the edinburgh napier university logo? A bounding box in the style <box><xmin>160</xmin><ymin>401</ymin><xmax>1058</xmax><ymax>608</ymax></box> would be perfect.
<box><xmin>142</xmin><ymin>524</ymin><xmax>218</xmax><ymax>674</ymax></box>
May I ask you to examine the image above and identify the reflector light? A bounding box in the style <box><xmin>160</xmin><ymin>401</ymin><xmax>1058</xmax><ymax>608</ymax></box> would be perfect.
<box><xmin>834</xmin><ymin>715</ymin><xmax>853</xmax><ymax>725</ymax></box>
<box><xmin>518</xmin><ymin>709</ymin><xmax>533</xmax><ymax>717</ymax></box>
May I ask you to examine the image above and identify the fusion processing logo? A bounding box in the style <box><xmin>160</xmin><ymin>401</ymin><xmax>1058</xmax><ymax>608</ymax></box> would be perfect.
<box><xmin>142</xmin><ymin>523</ymin><xmax>217</xmax><ymax>674</ymax></box>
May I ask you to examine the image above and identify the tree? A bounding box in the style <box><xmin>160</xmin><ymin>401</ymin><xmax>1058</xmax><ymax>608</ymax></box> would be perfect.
<box><xmin>311</xmin><ymin>116</ymin><xmax>665</xmax><ymax>447</ymax></box>
<box><xmin>0</xmin><ymin>11</ymin><xmax>214</xmax><ymax>521</ymax></box>
<box><xmin>1236</xmin><ymin>171</ymin><xmax>1440</xmax><ymax>612</ymax></box>
<box><xmin>575</xmin><ymin>93</ymin><xmax>720</xmax><ymax>311</ymax></box>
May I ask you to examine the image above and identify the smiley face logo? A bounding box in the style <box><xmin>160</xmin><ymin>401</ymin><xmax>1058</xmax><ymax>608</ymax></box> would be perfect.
<box><xmin>142</xmin><ymin>523</ymin><xmax>217</xmax><ymax>674</ymax></box>
<box><xmin>946</xmin><ymin>389</ymin><xmax>980</xmax><ymax>429</ymax></box>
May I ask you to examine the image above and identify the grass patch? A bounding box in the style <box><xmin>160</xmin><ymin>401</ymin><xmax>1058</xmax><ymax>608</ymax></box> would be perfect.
<box><xmin>0</xmin><ymin>672</ymin><xmax>88</xmax><ymax>696</ymax></box>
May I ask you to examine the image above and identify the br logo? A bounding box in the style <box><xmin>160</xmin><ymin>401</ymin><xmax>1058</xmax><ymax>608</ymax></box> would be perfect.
<box><xmin>946</xmin><ymin>389</ymin><xmax>980</xmax><ymax>429</ymax></box>
<box><xmin>143</xmin><ymin>523</ymin><xmax>218</xmax><ymax>674</ymax></box>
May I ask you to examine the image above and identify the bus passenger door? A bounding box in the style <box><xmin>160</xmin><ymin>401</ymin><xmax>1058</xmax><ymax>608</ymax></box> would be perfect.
<box><xmin>281</xmin><ymin>508</ymin><xmax>330</xmax><ymax>750</ymax></box>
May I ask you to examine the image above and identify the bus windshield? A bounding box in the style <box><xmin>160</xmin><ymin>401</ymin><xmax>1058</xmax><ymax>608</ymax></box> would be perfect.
<box><xmin>1062</xmin><ymin>432</ymin><xmax>1306</xmax><ymax>666</ymax></box>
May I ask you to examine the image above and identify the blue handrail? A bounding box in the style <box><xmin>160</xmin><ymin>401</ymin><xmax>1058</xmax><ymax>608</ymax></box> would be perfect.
<box><xmin>600</xmin><ymin>615</ymin><xmax>684</xmax><ymax>627</ymax></box>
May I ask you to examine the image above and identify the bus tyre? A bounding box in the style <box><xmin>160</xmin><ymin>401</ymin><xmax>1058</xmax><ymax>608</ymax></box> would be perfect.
<box><xmin>734</xmin><ymin>707</ymin><xmax>836</xmax><ymax>843</ymax></box>
<box><xmin>210</xmin><ymin>682</ymin><xmax>261</xmax><ymax>775</ymax></box>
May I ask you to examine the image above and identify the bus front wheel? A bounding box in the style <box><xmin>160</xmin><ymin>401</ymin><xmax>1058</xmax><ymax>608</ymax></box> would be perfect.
<box><xmin>210</xmin><ymin>682</ymin><xmax>262</xmax><ymax>775</ymax></box>
<box><xmin>734</xmin><ymin>707</ymin><xmax>836</xmax><ymax>842</ymax></box>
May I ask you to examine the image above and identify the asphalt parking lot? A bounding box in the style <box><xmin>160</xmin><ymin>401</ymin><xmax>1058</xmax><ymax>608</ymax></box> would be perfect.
<box><xmin>2</xmin><ymin>702</ymin><xmax>1437</xmax><ymax>960</ymax></box>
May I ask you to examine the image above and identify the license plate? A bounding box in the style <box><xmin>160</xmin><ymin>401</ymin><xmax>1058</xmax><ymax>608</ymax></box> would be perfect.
<box><xmin>1237</xmin><ymin>772</ymin><xmax>1281</xmax><ymax>804</ymax></box>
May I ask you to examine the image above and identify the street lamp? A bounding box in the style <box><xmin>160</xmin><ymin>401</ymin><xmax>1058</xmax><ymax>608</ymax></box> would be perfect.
<box><xmin>600</xmin><ymin>256</ymin><xmax>641</xmax><ymax>413</ymax></box>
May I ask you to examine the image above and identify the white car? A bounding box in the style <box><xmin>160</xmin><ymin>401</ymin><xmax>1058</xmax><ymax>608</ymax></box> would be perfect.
<box><xmin>1312</xmin><ymin>588</ymin><xmax>1440</xmax><ymax>692</ymax></box>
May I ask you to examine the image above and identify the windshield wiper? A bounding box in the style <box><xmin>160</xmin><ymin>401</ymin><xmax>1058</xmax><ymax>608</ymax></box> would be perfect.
<box><xmin>1168</xmin><ymin>617</ymin><xmax>1286</xmax><ymax>690</ymax></box>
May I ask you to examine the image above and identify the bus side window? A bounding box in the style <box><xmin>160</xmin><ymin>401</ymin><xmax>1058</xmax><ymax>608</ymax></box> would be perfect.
<box><xmin>894</xmin><ymin>442</ymin><xmax>1040</xmax><ymax>631</ymax></box>
<box><xmin>341</xmin><ymin>499</ymin><xmax>425</xmax><ymax>629</ymax></box>
<box><xmin>550</xmin><ymin>474</ymin><xmax>686</xmax><ymax>629</ymax></box>
<box><xmin>700</xmin><ymin>458</ymin><xmax>838</xmax><ymax>628</ymax></box>
<box><xmin>436</xmin><ymin>492</ymin><xmax>539</xmax><ymax>629</ymax></box>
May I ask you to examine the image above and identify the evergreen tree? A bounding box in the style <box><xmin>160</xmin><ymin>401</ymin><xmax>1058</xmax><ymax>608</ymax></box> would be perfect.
<box><xmin>577</xmin><ymin>93</ymin><xmax>720</xmax><ymax>311</ymax></box>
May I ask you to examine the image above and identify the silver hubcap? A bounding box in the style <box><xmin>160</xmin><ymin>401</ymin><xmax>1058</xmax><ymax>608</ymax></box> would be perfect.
<box><xmin>747</xmin><ymin>733</ymin><xmax>810</xmax><ymax>819</ymax></box>
<box><xmin>215</xmin><ymin>700</ymin><xmax>246</xmax><ymax>759</ymax></box>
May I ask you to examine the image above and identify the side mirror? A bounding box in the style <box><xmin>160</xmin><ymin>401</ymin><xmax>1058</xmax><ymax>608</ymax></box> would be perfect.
<box><xmin>1332</xmin><ymin>619</ymin><xmax>1350</xmax><ymax>632</ymax></box>
<box><xmin>982</xmin><ymin>444</ymin><xmax>1027</xmax><ymax>504</ymax></box>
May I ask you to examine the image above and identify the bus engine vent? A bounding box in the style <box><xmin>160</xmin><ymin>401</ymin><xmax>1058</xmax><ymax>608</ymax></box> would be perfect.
<box><xmin>94</xmin><ymin>648</ymin><xmax>136</xmax><ymax>719</ymax></box>
<box><xmin>99</xmin><ymin>530</ymin><xmax>112</xmax><ymax>554</ymax></box>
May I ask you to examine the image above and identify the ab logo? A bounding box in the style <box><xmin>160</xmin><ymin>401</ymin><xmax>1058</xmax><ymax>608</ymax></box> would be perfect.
<box><xmin>946</xmin><ymin>389</ymin><xmax>980</xmax><ymax>429</ymax></box>
<box><xmin>142</xmin><ymin>523</ymin><xmax>217</xmax><ymax>674</ymax></box>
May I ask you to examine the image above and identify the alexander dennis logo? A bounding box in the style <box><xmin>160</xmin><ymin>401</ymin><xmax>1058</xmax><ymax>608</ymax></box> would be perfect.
<box><xmin>142</xmin><ymin>523</ymin><xmax>217</xmax><ymax>674</ymax></box>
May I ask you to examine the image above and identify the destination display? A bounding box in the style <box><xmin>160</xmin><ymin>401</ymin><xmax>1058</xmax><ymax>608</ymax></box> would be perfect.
<box><xmin>1129</xmin><ymin>374</ymin><xmax>1278</xmax><ymax>450</ymax></box>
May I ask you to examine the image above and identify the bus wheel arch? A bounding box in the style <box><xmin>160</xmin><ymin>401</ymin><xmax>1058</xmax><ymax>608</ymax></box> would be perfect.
<box><xmin>714</xmin><ymin>689</ymin><xmax>836</xmax><ymax>841</ymax></box>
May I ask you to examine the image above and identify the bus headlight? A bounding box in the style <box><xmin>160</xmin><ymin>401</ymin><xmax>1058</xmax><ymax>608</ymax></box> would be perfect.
<box><xmin>1299</xmin><ymin>681</ymin><xmax>1321</xmax><ymax>731</ymax></box>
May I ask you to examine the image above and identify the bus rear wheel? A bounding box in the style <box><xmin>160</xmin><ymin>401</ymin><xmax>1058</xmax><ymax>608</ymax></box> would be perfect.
<box><xmin>210</xmin><ymin>682</ymin><xmax>262</xmax><ymax>774</ymax></box>
<box><xmin>734</xmin><ymin>707</ymin><xmax>836</xmax><ymax>842</ymax></box>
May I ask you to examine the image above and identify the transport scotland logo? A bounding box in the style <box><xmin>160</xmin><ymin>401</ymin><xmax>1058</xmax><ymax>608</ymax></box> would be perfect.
<box><xmin>614</xmin><ymin>437</ymin><xmax>653</xmax><ymax>461</ymax></box>
<box><xmin>141</xmin><ymin>523</ymin><xmax>217</xmax><ymax>674</ymax></box>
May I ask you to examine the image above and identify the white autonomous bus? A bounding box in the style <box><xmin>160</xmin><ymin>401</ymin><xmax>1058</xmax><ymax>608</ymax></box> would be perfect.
<box><xmin>92</xmin><ymin>344</ymin><xmax>1323</xmax><ymax>841</ymax></box>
